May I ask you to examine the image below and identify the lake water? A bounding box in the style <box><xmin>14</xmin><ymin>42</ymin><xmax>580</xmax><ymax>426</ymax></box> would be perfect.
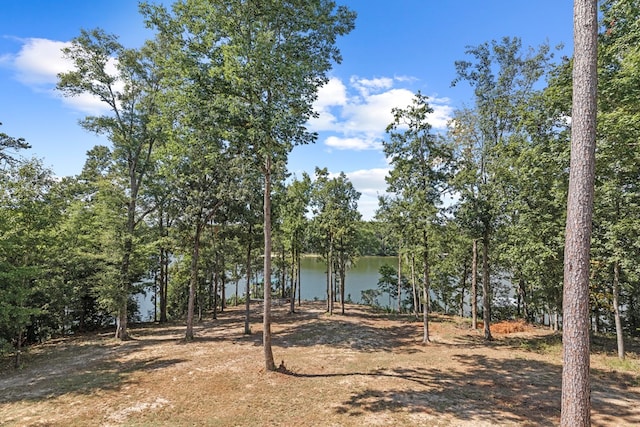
<box><xmin>297</xmin><ymin>255</ymin><xmax>395</xmax><ymax>303</ymax></box>
<box><xmin>136</xmin><ymin>256</ymin><xmax>396</xmax><ymax>321</ymax></box>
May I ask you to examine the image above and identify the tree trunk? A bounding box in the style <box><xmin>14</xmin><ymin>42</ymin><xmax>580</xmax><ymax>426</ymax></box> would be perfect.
<box><xmin>460</xmin><ymin>260</ymin><xmax>468</xmax><ymax>318</ymax></box>
<box><xmin>411</xmin><ymin>254</ymin><xmax>418</xmax><ymax>318</ymax></box>
<box><xmin>327</xmin><ymin>237</ymin><xmax>334</xmax><ymax>315</ymax></box>
<box><xmin>14</xmin><ymin>328</ymin><xmax>22</xmax><ymax>368</ymax></box>
<box><xmin>482</xmin><ymin>230</ymin><xmax>492</xmax><ymax>340</ymax></box>
<box><xmin>244</xmin><ymin>224</ymin><xmax>253</xmax><ymax>335</ymax></box>
<box><xmin>397</xmin><ymin>247</ymin><xmax>402</xmax><ymax>313</ymax></box>
<box><xmin>290</xmin><ymin>245</ymin><xmax>296</xmax><ymax>314</ymax></box>
<box><xmin>115</xmin><ymin>235</ymin><xmax>133</xmax><ymax>340</ymax></box>
<box><xmin>471</xmin><ymin>239</ymin><xmax>478</xmax><ymax>330</ymax></box>
<box><xmin>213</xmin><ymin>270</ymin><xmax>218</xmax><ymax>320</ymax></box>
<box><xmin>186</xmin><ymin>222</ymin><xmax>202</xmax><ymax>340</ymax></box>
<box><xmin>221</xmin><ymin>258</ymin><xmax>226</xmax><ymax>312</ymax></box>
<box><xmin>422</xmin><ymin>231</ymin><xmax>430</xmax><ymax>343</ymax></box>
<box><xmin>613</xmin><ymin>261</ymin><xmax>625</xmax><ymax>360</ymax></box>
<box><xmin>263</xmin><ymin>158</ymin><xmax>276</xmax><ymax>371</ymax></box>
<box><xmin>297</xmin><ymin>253</ymin><xmax>301</xmax><ymax>306</ymax></box>
<box><xmin>340</xmin><ymin>263</ymin><xmax>346</xmax><ymax>315</ymax></box>
<box><xmin>561</xmin><ymin>0</ymin><xmax>597</xmax><ymax>424</ymax></box>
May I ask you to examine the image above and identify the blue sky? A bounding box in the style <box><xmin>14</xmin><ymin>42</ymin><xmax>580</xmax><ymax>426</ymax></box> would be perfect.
<box><xmin>0</xmin><ymin>1</ymin><xmax>573</xmax><ymax>219</ymax></box>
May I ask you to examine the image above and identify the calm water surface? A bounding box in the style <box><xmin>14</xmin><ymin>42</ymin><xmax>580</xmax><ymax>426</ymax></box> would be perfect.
<box><xmin>137</xmin><ymin>256</ymin><xmax>396</xmax><ymax>320</ymax></box>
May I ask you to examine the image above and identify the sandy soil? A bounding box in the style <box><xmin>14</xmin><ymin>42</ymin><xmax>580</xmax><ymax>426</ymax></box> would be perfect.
<box><xmin>1</xmin><ymin>301</ymin><xmax>639</xmax><ymax>426</ymax></box>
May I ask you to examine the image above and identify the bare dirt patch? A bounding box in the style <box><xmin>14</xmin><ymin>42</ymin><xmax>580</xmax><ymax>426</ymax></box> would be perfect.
<box><xmin>1</xmin><ymin>302</ymin><xmax>639</xmax><ymax>426</ymax></box>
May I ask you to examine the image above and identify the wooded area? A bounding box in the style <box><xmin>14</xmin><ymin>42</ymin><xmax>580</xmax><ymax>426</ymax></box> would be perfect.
<box><xmin>1</xmin><ymin>0</ymin><xmax>639</xmax><ymax>421</ymax></box>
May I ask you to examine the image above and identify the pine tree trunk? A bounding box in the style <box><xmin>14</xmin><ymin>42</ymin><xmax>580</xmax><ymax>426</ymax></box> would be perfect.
<box><xmin>340</xmin><ymin>265</ymin><xmax>346</xmax><ymax>315</ymax></box>
<box><xmin>328</xmin><ymin>236</ymin><xmax>334</xmax><ymax>315</ymax></box>
<box><xmin>14</xmin><ymin>329</ymin><xmax>22</xmax><ymax>368</ymax></box>
<box><xmin>613</xmin><ymin>261</ymin><xmax>625</xmax><ymax>360</ymax></box>
<box><xmin>561</xmin><ymin>0</ymin><xmax>597</xmax><ymax>424</ymax></box>
<box><xmin>290</xmin><ymin>245</ymin><xmax>296</xmax><ymax>314</ymax></box>
<box><xmin>213</xmin><ymin>271</ymin><xmax>218</xmax><ymax>320</ymax></box>
<box><xmin>411</xmin><ymin>254</ymin><xmax>418</xmax><ymax>318</ymax></box>
<box><xmin>161</xmin><ymin>247</ymin><xmax>168</xmax><ymax>323</ymax></box>
<box><xmin>471</xmin><ymin>239</ymin><xmax>478</xmax><ymax>330</ymax></box>
<box><xmin>422</xmin><ymin>231</ymin><xmax>430</xmax><ymax>343</ymax></box>
<box><xmin>186</xmin><ymin>222</ymin><xmax>202</xmax><ymax>340</ymax></box>
<box><xmin>263</xmin><ymin>158</ymin><xmax>276</xmax><ymax>371</ymax></box>
<box><xmin>297</xmin><ymin>253</ymin><xmax>301</xmax><ymax>306</ymax></box>
<box><xmin>244</xmin><ymin>224</ymin><xmax>253</xmax><ymax>335</ymax></box>
<box><xmin>482</xmin><ymin>230</ymin><xmax>492</xmax><ymax>340</ymax></box>
<box><xmin>460</xmin><ymin>261</ymin><xmax>468</xmax><ymax>317</ymax></box>
<box><xmin>397</xmin><ymin>248</ymin><xmax>402</xmax><ymax>313</ymax></box>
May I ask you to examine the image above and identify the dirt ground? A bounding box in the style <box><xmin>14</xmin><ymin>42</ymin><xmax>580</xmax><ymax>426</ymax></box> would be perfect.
<box><xmin>1</xmin><ymin>301</ymin><xmax>639</xmax><ymax>426</ymax></box>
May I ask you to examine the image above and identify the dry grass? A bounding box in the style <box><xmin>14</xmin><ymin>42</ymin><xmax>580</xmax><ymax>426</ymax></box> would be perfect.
<box><xmin>1</xmin><ymin>302</ymin><xmax>640</xmax><ymax>426</ymax></box>
<box><xmin>490</xmin><ymin>319</ymin><xmax>530</xmax><ymax>334</ymax></box>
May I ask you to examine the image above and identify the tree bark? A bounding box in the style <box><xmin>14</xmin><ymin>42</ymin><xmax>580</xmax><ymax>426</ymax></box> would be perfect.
<box><xmin>327</xmin><ymin>236</ymin><xmax>334</xmax><ymax>315</ymax></box>
<box><xmin>422</xmin><ymin>231</ymin><xmax>430</xmax><ymax>343</ymax></box>
<box><xmin>561</xmin><ymin>0</ymin><xmax>597</xmax><ymax>425</ymax></box>
<box><xmin>460</xmin><ymin>260</ymin><xmax>468</xmax><ymax>317</ymax></box>
<box><xmin>613</xmin><ymin>261</ymin><xmax>625</xmax><ymax>360</ymax></box>
<box><xmin>397</xmin><ymin>247</ymin><xmax>402</xmax><ymax>313</ymax></box>
<box><xmin>410</xmin><ymin>254</ymin><xmax>418</xmax><ymax>318</ymax></box>
<box><xmin>263</xmin><ymin>157</ymin><xmax>276</xmax><ymax>371</ymax></box>
<box><xmin>159</xmin><ymin>247</ymin><xmax>168</xmax><ymax>323</ymax></box>
<box><xmin>482</xmin><ymin>230</ymin><xmax>492</xmax><ymax>340</ymax></box>
<box><xmin>244</xmin><ymin>224</ymin><xmax>253</xmax><ymax>335</ymax></box>
<box><xmin>289</xmin><ymin>245</ymin><xmax>296</xmax><ymax>314</ymax></box>
<box><xmin>185</xmin><ymin>222</ymin><xmax>202</xmax><ymax>340</ymax></box>
<box><xmin>471</xmin><ymin>239</ymin><xmax>478</xmax><ymax>330</ymax></box>
<box><xmin>340</xmin><ymin>261</ymin><xmax>346</xmax><ymax>315</ymax></box>
<box><xmin>297</xmin><ymin>252</ymin><xmax>301</xmax><ymax>306</ymax></box>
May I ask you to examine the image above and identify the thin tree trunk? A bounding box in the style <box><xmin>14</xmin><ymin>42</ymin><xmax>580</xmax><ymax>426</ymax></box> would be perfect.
<box><xmin>160</xmin><ymin>247</ymin><xmax>168</xmax><ymax>323</ymax></box>
<box><xmin>471</xmin><ymin>239</ymin><xmax>478</xmax><ymax>330</ymax></box>
<box><xmin>482</xmin><ymin>230</ymin><xmax>492</xmax><ymax>340</ymax></box>
<box><xmin>244</xmin><ymin>224</ymin><xmax>253</xmax><ymax>335</ymax></box>
<box><xmin>297</xmin><ymin>253</ymin><xmax>301</xmax><ymax>306</ymax></box>
<box><xmin>422</xmin><ymin>231</ymin><xmax>430</xmax><ymax>343</ymax></box>
<box><xmin>186</xmin><ymin>222</ymin><xmax>202</xmax><ymax>340</ymax></box>
<box><xmin>340</xmin><ymin>263</ymin><xmax>346</xmax><ymax>315</ymax></box>
<box><xmin>613</xmin><ymin>261</ymin><xmax>625</xmax><ymax>360</ymax></box>
<box><xmin>14</xmin><ymin>329</ymin><xmax>22</xmax><ymax>368</ymax></box>
<box><xmin>263</xmin><ymin>158</ymin><xmax>276</xmax><ymax>371</ymax></box>
<box><xmin>397</xmin><ymin>247</ymin><xmax>402</xmax><ymax>313</ymax></box>
<box><xmin>328</xmin><ymin>237</ymin><xmax>334</xmax><ymax>315</ymax></box>
<box><xmin>213</xmin><ymin>271</ymin><xmax>218</xmax><ymax>320</ymax></box>
<box><xmin>290</xmin><ymin>245</ymin><xmax>296</xmax><ymax>314</ymax></box>
<box><xmin>561</xmin><ymin>0</ymin><xmax>597</xmax><ymax>424</ymax></box>
<box><xmin>221</xmin><ymin>254</ymin><xmax>226</xmax><ymax>312</ymax></box>
<box><xmin>460</xmin><ymin>260</ymin><xmax>468</xmax><ymax>317</ymax></box>
<box><xmin>411</xmin><ymin>254</ymin><xmax>418</xmax><ymax>318</ymax></box>
<box><xmin>115</xmin><ymin>236</ymin><xmax>133</xmax><ymax>340</ymax></box>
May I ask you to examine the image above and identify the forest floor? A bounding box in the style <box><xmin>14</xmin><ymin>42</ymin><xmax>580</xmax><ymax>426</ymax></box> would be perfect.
<box><xmin>2</xmin><ymin>301</ymin><xmax>640</xmax><ymax>426</ymax></box>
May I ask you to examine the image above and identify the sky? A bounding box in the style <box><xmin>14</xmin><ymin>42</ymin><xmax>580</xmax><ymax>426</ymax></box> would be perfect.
<box><xmin>0</xmin><ymin>1</ymin><xmax>574</xmax><ymax>220</ymax></box>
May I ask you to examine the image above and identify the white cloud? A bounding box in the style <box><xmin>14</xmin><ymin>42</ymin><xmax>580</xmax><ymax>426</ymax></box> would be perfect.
<box><xmin>311</xmin><ymin>75</ymin><xmax>453</xmax><ymax>155</ymax></box>
<box><xmin>315</xmin><ymin>77</ymin><xmax>348</xmax><ymax>108</ymax></box>
<box><xmin>12</xmin><ymin>38</ymin><xmax>72</xmax><ymax>85</ymax></box>
<box><xmin>350</xmin><ymin>76</ymin><xmax>394</xmax><ymax>97</ymax></box>
<box><xmin>6</xmin><ymin>37</ymin><xmax>118</xmax><ymax>115</ymax></box>
<box><xmin>325</xmin><ymin>135</ymin><xmax>381</xmax><ymax>151</ymax></box>
<box><xmin>325</xmin><ymin>167</ymin><xmax>391</xmax><ymax>221</ymax></box>
<box><xmin>341</xmin><ymin>87</ymin><xmax>415</xmax><ymax>134</ymax></box>
<box><xmin>344</xmin><ymin>167</ymin><xmax>389</xmax><ymax>198</ymax></box>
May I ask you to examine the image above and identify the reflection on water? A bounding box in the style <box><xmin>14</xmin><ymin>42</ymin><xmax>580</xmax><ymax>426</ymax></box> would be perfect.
<box><xmin>136</xmin><ymin>256</ymin><xmax>396</xmax><ymax>321</ymax></box>
<box><xmin>298</xmin><ymin>255</ymin><xmax>395</xmax><ymax>303</ymax></box>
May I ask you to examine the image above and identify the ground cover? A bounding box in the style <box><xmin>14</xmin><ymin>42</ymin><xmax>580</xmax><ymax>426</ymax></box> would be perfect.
<box><xmin>1</xmin><ymin>302</ymin><xmax>639</xmax><ymax>426</ymax></box>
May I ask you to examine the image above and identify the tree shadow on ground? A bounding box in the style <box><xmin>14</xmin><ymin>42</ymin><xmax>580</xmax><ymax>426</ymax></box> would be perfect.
<box><xmin>282</xmin><ymin>350</ymin><xmax>640</xmax><ymax>426</ymax></box>
<box><xmin>0</xmin><ymin>343</ymin><xmax>187</xmax><ymax>404</ymax></box>
<box><xmin>270</xmin><ymin>303</ymin><xmax>422</xmax><ymax>353</ymax></box>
